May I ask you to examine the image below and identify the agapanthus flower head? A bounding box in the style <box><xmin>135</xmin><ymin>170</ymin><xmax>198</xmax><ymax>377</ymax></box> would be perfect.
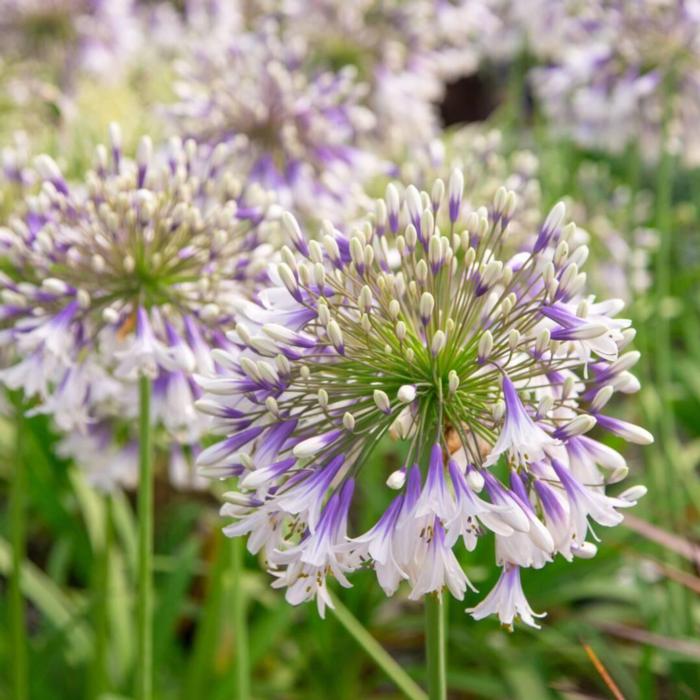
<box><xmin>528</xmin><ymin>0</ymin><xmax>700</xmax><ymax>161</ymax></box>
<box><xmin>166</xmin><ymin>20</ymin><xmax>379</xmax><ymax>221</ymax></box>
<box><xmin>0</xmin><ymin>125</ymin><xmax>278</xmax><ymax>474</ymax></box>
<box><xmin>278</xmin><ymin>0</ymin><xmax>501</xmax><ymax>81</ymax></box>
<box><xmin>0</xmin><ymin>0</ymin><xmax>143</xmax><ymax>82</ymax></box>
<box><xmin>197</xmin><ymin>169</ymin><xmax>651</xmax><ymax>625</ymax></box>
<box><xmin>272</xmin><ymin>0</ymin><xmax>504</xmax><ymax>160</ymax></box>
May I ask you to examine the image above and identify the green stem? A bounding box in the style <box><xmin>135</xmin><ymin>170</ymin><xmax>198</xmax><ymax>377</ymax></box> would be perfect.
<box><xmin>88</xmin><ymin>494</ymin><xmax>112</xmax><ymax>700</ymax></box>
<box><xmin>653</xmin><ymin>73</ymin><xmax>680</xmax><ymax>512</ymax></box>
<box><xmin>424</xmin><ymin>593</ymin><xmax>446</xmax><ymax>700</ymax></box>
<box><xmin>136</xmin><ymin>375</ymin><xmax>154</xmax><ymax>700</ymax></box>
<box><xmin>330</xmin><ymin>594</ymin><xmax>427</xmax><ymax>700</ymax></box>
<box><xmin>231</xmin><ymin>537</ymin><xmax>250</xmax><ymax>700</ymax></box>
<box><xmin>9</xmin><ymin>405</ymin><xmax>28</xmax><ymax>700</ymax></box>
<box><xmin>655</xmin><ymin>139</ymin><xmax>675</xmax><ymax>451</ymax></box>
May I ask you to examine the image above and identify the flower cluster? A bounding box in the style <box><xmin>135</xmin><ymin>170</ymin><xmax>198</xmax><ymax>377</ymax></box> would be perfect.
<box><xmin>0</xmin><ymin>0</ymin><xmax>144</xmax><ymax>82</ymax></box>
<box><xmin>275</xmin><ymin>0</ymin><xmax>504</xmax><ymax>159</ymax></box>
<box><xmin>196</xmin><ymin>170</ymin><xmax>651</xmax><ymax>625</ymax></box>
<box><xmin>166</xmin><ymin>20</ymin><xmax>380</xmax><ymax>222</ymax></box>
<box><xmin>528</xmin><ymin>0</ymin><xmax>700</xmax><ymax>161</ymax></box>
<box><xmin>0</xmin><ymin>125</ymin><xmax>278</xmax><ymax>487</ymax></box>
<box><xmin>280</xmin><ymin>0</ymin><xmax>503</xmax><ymax>81</ymax></box>
<box><xmin>403</xmin><ymin>125</ymin><xmax>656</xmax><ymax>304</ymax></box>
<box><xmin>401</xmin><ymin>127</ymin><xmax>543</xmax><ymax>232</ymax></box>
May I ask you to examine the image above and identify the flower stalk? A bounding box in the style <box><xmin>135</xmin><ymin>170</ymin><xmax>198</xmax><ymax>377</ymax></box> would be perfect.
<box><xmin>231</xmin><ymin>537</ymin><xmax>251</xmax><ymax>700</ymax></box>
<box><xmin>10</xmin><ymin>399</ymin><xmax>28</xmax><ymax>700</ymax></box>
<box><xmin>88</xmin><ymin>494</ymin><xmax>112</xmax><ymax>700</ymax></box>
<box><xmin>424</xmin><ymin>593</ymin><xmax>447</xmax><ymax>700</ymax></box>
<box><xmin>136</xmin><ymin>374</ymin><xmax>154</xmax><ymax>700</ymax></box>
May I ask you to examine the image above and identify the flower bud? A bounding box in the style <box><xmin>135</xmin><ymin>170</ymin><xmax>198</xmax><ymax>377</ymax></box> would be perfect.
<box><xmin>386</xmin><ymin>470</ymin><xmax>406</xmax><ymax>489</ymax></box>
<box><xmin>373</xmin><ymin>389</ymin><xmax>391</xmax><ymax>414</ymax></box>
<box><xmin>343</xmin><ymin>412</ymin><xmax>356</xmax><ymax>432</ymax></box>
<box><xmin>397</xmin><ymin>384</ymin><xmax>416</xmax><ymax>403</ymax></box>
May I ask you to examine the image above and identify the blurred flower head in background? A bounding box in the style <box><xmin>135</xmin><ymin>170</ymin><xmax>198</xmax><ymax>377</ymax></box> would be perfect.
<box><xmin>275</xmin><ymin>0</ymin><xmax>503</xmax><ymax>158</ymax></box>
<box><xmin>166</xmin><ymin>19</ymin><xmax>381</xmax><ymax>222</ymax></box>
<box><xmin>196</xmin><ymin>171</ymin><xmax>651</xmax><ymax>624</ymax></box>
<box><xmin>0</xmin><ymin>125</ymin><xmax>279</xmax><ymax>488</ymax></box>
<box><xmin>528</xmin><ymin>0</ymin><xmax>700</xmax><ymax>162</ymax></box>
<box><xmin>0</xmin><ymin>0</ymin><xmax>144</xmax><ymax>84</ymax></box>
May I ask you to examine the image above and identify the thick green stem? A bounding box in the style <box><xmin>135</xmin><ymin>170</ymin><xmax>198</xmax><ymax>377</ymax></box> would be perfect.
<box><xmin>136</xmin><ymin>375</ymin><xmax>154</xmax><ymax>700</ymax></box>
<box><xmin>424</xmin><ymin>593</ymin><xmax>447</xmax><ymax>700</ymax></box>
<box><xmin>330</xmin><ymin>594</ymin><xmax>427</xmax><ymax>700</ymax></box>
<box><xmin>231</xmin><ymin>537</ymin><xmax>250</xmax><ymax>700</ymax></box>
<box><xmin>9</xmin><ymin>407</ymin><xmax>28</xmax><ymax>700</ymax></box>
<box><xmin>88</xmin><ymin>495</ymin><xmax>112</xmax><ymax>700</ymax></box>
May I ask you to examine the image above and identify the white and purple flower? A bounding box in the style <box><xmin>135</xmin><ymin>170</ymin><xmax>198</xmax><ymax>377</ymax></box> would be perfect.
<box><xmin>166</xmin><ymin>19</ymin><xmax>380</xmax><ymax>222</ymax></box>
<box><xmin>0</xmin><ymin>126</ymin><xmax>278</xmax><ymax>490</ymax></box>
<box><xmin>196</xmin><ymin>171</ymin><xmax>651</xmax><ymax>626</ymax></box>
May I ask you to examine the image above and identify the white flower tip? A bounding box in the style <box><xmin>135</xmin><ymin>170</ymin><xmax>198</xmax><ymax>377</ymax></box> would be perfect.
<box><xmin>619</xmin><ymin>484</ymin><xmax>647</xmax><ymax>503</ymax></box>
<box><xmin>137</xmin><ymin>135</ymin><xmax>153</xmax><ymax>166</ymax></box>
<box><xmin>573</xmin><ymin>542</ymin><xmax>598</xmax><ymax>559</ymax></box>
<box><xmin>292</xmin><ymin>433</ymin><xmax>330</xmax><ymax>459</ymax></box>
<box><xmin>501</xmin><ymin>505</ymin><xmax>530</xmax><ymax>533</ymax></box>
<box><xmin>221</xmin><ymin>491</ymin><xmax>251</xmax><ymax>506</ymax></box>
<box><xmin>448</xmin><ymin>168</ymin><xmax>464</xmax><ymax>197</ymax></box>
<box><xmin>431</xmin><ymin>330</ymin><xmax>446</xmax><ymax>356</ymax></box>
<box><xmin>620</xmin><ymin>423</ymin><xmax>654</xmax><ymax>445</ymax></box>
<box><xmin>42</xmin><ymin>277</ymin><xmax>69</xmax><ymax>295</ymax></box>
<box><xmin>292</xmin><ymin>444</ymin><xmax>309</xmax><ymax>458</ymax></box>
<box><xmin>386</xmin><ymin>182</ymin><xmax>399</xmax><ymax>211</ymax></box>
<box><xmin>342</xmin><ymin>412</ymin><xmax>355</xmax><ymax>432</ymax></box>
<box><xmin>448</xmin><ymin>370</ymin><xmax>460</xmax><ymax>395</ymax></box>
<box><xmin>397</xmin><ymin>384</ymin><xmax>416</xmax><ymax>403</ymax></box>
<box><xmin>545</xmin><ymin>201</ymin><xmax>566</xmax><ymax>230</ymax></box>
<box><xmin>563</xmin><ymin>414</ymin><xmax>597</xmax><ymax>438</ymax></box>
<box><xmin>108</xmin><ymin>122</ymin><xmax>122</xmax><ymax>148</ymax></box>
<box><xmin>282</xmin><ymin>211</ymin><xmax>301</xmax><ymax>235</ymax></box>
<box><xmin>466</xmin><ymin>469</ymin><xmax>485</xmax><ymax>493</ymax></box>
<box><xmin>386</xmin><ymin>470</ymin><xmax>406</xmax><ymax>490</ymax></box>
<box><xmin>419</xmin><ymin>292</ymin><xmax>435</xmax><ymax>321</ymax></box>
<box><xmin>35</xmin><ymin>154</ymin><xmax>61</xmax><ymax>181</ymax></box>
<box><xmin>241</xmin><ymin>469</ymin><xmax>269</xmax><ymax>489</ymax></box>
<box><xmin>373</xmin><ymin>389</ymin><xmax>391</xmax><ymax>414</ymax></box>
<box><xmin>638</xmin><ymin>428</ymin><xmax>654</xmax><ymax>445</ymax></box>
